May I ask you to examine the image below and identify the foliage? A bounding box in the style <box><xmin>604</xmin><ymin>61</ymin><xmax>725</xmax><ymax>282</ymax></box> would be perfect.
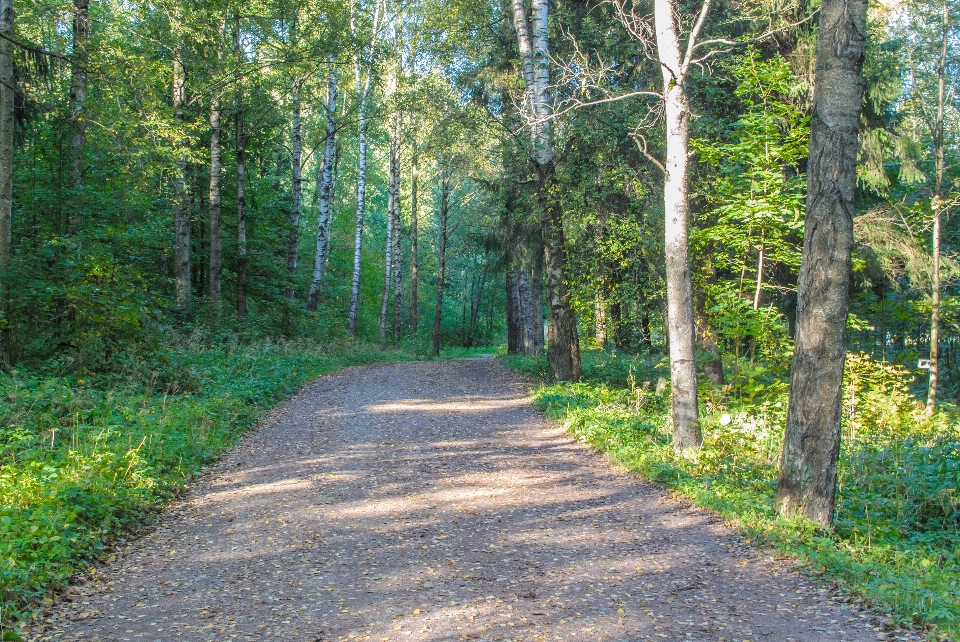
<box><xmin>505</xmin><ymin>350</ymin><xmax>960</xmax><ymax>639</ymax></box>
<box><xmin>0</xmin><ymin>338</ymin><xmax>413</xmax><ymax>627</ymax></box>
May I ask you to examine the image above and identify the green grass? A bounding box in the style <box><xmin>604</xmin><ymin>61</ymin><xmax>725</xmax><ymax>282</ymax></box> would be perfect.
<box><xmin>0</xmin><ymin>338</ymin><xmax>414</xmax><ymax>632</ymax></box>
<box><xmin>504</xmin><ymin>349</ymin><xmax>960</xmax><ymax>640</ymax></box>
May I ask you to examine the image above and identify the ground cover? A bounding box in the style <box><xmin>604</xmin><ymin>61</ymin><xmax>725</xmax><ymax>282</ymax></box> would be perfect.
<box><xmin>503</xmin><ymin>349</ymin><xmax>960</xmax><ymax>640</ymax></box>
<box><xmin>0</xmin><ymin>338</ymin><xmax>415</xmax><ymax>631</ymax></box>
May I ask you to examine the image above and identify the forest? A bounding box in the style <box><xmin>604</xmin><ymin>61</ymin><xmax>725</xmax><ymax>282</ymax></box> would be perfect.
<box><xmin>0</xmin><ymin>0</ymin><xmax>958</xmax><ymax>636</ymax></box>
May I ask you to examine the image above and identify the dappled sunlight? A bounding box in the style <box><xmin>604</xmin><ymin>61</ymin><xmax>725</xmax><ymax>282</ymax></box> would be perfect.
<box><xmin>361</xmin><ymin>396</ymin><xmax>530</xmax><ymax>414</ymax></box>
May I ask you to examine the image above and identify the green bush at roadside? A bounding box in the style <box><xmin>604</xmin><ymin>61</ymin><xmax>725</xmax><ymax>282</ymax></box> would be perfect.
<box><xmin>504</xmin><ymin>349</ymin><xmax>959</xmax><ymax>640</ymax></box>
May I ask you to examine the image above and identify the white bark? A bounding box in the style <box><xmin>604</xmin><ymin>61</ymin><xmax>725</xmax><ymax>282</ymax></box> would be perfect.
<box><xmin>308</xmin><ymin>64</ymin><xmax>338</xmax><ymax>313</ymax></box>
<box><xmin>172</xmin><ymin>53</ymin><xmax>191</xmax><ymax>309</ymax></box>
<box><xmin>287</xmin><ymin>77</ymin><xmax>304</xmax><ymax>301</ymax></box>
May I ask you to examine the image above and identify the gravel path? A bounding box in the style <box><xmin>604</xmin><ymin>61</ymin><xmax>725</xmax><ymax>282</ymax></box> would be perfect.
<box><xmin>31</xmin><ymin>358</ymin><xmax>908</xmax><ymax>642</ymax></box>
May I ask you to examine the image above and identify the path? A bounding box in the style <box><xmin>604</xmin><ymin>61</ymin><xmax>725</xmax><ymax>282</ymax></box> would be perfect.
<box><xmin>32</xmin><ymin>359</ymin><xmax>905</xmax><ymax>642</ymax></box>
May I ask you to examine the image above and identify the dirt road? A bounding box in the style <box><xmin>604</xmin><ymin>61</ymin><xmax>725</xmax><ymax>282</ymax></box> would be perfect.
<box><xmin>32</xmin><ymin>358</ymin><xmax>899</xmax><ymax>641</ymax></box>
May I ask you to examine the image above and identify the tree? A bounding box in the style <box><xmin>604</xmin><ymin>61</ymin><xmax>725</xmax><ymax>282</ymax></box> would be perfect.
<box><xmin>307</xmin><ymin>62</ymin><xmax>338</xmax><ymax>312</ymax></box>
<box><xmin>510</xmin><ymin>0</ymin><xmax>581</xmax><ymax>382</ymax></box>
<box><xmin>776</xmin><ymin>0</ymin><xmax>868</xmax><ymax>528</ymax></box>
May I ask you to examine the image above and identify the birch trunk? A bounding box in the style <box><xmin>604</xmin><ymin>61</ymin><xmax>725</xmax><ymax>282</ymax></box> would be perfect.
<box><xmin>68</xmin><ymin>0</ymin><xmax>89</xmax><ymax>228</ymax></box>
<box><xmin>655</xmin><ymin>0</ymin><xmax>700</xmax><ymax>450</ymax></box>
<box><xmin>234</xmin><ymin>10</ymin><xmax>247</xmax><ymax>323</ymax></box>
<box><xmin>926</xmin><ymin>0</ymin><xmax>948</xmax><ymax>414</ymax></box>
<box><xmin>595</xmin><ymin>291</ymin><xmax>606</xmax><ymax>348</ymax></box>
<box><xmin>0</xmin><ymin>0</ymin><xmax>12</xmax><ymax>267</ymax></box>
<box><xmin>173</xmin><ymin>53</ymin><xmax>191</xmax><ymax>309</ymax></box>
<box><xmin>379</xmin><ymin>154</ymin><xmax>396</xmax><ymax>345</ymax></box>
<box><xmin>208</xmin><ymin>94</ymin><xmax>223</xmax><ymax>304</ymax></box>
<box><xmin>776</xmin><ymin>0</ymin><xmax>867</xmax><ymax>527</ymax></box>
<box><xmin>392</xmin><ymin>169</ymin><xmax>402</xmax><ymax>342</ymax></box>
<box><xmin>286</xmin><ymin>77</ymin><xmax>303</xmax><ymax>301</ymax></box>
<box><xmin>432</xmin><ymin>171</ymin><xmax>449</xmax><ymax>357</ymax></box>
<box><xmin>347</xmin><ymin>56</ymin><xmax>372</xmax><ymax>335</ymax></box>
<box><xmin>307</xmin><ymin>64</ymin><xmax>338</xmax><ymax>312</ymax></box>
<box><xmin>409</xmin><ymin>146</ymin><xmax>419</xmax><ymax>334</ymax></box>
<box><xmin>511</xmin><ymin>0</ymin><xmax>580</xmax><ymax>381</ymax></box>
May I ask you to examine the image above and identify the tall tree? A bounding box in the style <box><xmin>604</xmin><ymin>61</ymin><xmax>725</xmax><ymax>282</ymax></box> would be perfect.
<box><xmin>510</xmin><ymin>0</ymin><xmax>581</xmax><ymax>382</ymax></box>
<box><xmin>307</xmin><ymin>62</ymin><xmax>338</xmax><ymax>312</ymax></box>
<box><xmin>433</xmin><ymin>167</ymin><xmax>450</xmax><ymax>356</ymax></box>
<box><xmin>776</xmin><ymin>0</ymin><xmax>868</xmax><ymax>527</ymax></box>
<box><xmin>68</xmin><ymin>0</ymin><xmax>90</xmax><ymax>228</ymax></box>
<box><xmin>234</xmin><ymin>10</ymin><xmax>248</xmax><ymax>324</ymax></box>
<box><xmin>172</xmin><ymin>45</ymin><xmax>191</xmax><ymax>309</ymax></box>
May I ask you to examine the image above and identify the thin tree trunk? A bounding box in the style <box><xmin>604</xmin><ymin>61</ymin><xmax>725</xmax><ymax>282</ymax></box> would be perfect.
<box><xmin>409</xmin><ymin>145</ymin><xmax>419</xmax><ymax>335</ymax></box>
<box><xmin>0</xmin><ymin>0</ymin><xmax>14</xmax><ymax>364</ymax></box>
<box><xmin>433</xmin><ymin>171</ymin><xmax>449</xmax><ymax>357</ymax></box>
<box><xmin>655</xmin><ymin>0</ymin><xmax>700</xmax><ymax>450</ymax></box>
<box><xmin>776</xmin><ymin>0</ymin><xmax>867</xmax><ymax>528</ymax></box>
<box><xmin>392</xmin><ymin>174</ymin><xmax>403</xmax><ymax>342</ymax></box>
<box><xmin>530</xmin><ymin>253</ymin><xmax>544</xmax><ymax>355</ymax></box>
<box><xmin>208</xmin><ymin>94</ymin><xmax>223</xmax><ymax>304</ymax></box>
<box><xmin>379</xmin><ymin>152</ymin><xmax>396</xmax><ymax>345</ymax></box>
<box><xmin>234</xmin><ymin>10</ymin><xmax>247</xmax><ymax>324</ymax></box>
<box><xmin>347</xmin><ymin>56</ymin><xmax>372</xmax><ymax>336</ymax></box>
<box><xmin>511</xmin><ymin>0</ymin><xmax>580</xmax><ymax>380</ymax></box>
<box><xmin>308</xmin><ymin>63</ymin><xmax>338</xmax><ymax>312</ymax></box>
<box><xmin>753</xmin><ymin>231</ymin><xmax>765</xmax><ymax>311</ymax></box>
<box><xmin>0</xmin><ymin>0</ymin><xmax>12</xmax><ymax>268</ymax></box>
<box><xmin>926</xmin><ymin>0</ymin><xmax>948</xmax><ymax>414</ymax></box>
<box><xmin>286</xmin><ymin>77</ymin><xmax>303</xmax><ymax>302</ymax></box>
<box><xmin>68</xmin><ymin>0</ymin><xmax>89</xmax><ymax>229</ymax></box>
<box><xmin>173</xmin><ymin>52</ymin><xmax>191</xmax><ymax>309</ymax></box>
<box><xmin>506</xmin><ymin>267</ymin><xmax>521</xmax><ymax>354</ymax></box>
<box><xmin>595</xmin><ymin>290</ymin><xmax>606</xmax><ymax>348</ymax></box>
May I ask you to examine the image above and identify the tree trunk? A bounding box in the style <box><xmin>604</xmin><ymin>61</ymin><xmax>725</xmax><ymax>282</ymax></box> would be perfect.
<box><xmin>0</xmin><ymin>0</ymin><xmax>14</xmax><ymax>363</ymax></box>
<box><xmin>208</xmin><ymin>94</ymin><xmax>223</xmax><ymax>304</ymax></box>
<box><xmin>595</xmin><ymin>290</ymin><xmax>606</xmax><ymax>348</ymax></box>
<box><xmin>511</xmin><ymin>0</ymin><xmax>580</xmax><ymax>380</ymax></box>
<box><xmin>68</xmin><ymin>0</ymin><xmax>89</xmax><ymax>229</ymax></box>
<box><xmin>776</xmin><ymin>0</ymin><xmax>867</xmax><ymax>528</ymax></box>
<box><xmin>0</xmin><ymin>0</ymin><xmax>12</xmax><ymax>268</ymax></box>
<box><xmin>926</xmin><ymin>0</ymin><xmax>948</xmax><ymax>414</ymax></box>
<box><xmin>432</xmin><ymin>171</ymin><xmax>449</xmax><ymax>357</ymax></box>
<box><xmin>655</xmin><ymin>0</ymin><xmax>700</xmax><ymax>450</ymax></box>
<box><xmin>347</xmin><ymin>56</ymin><xmax>372</xmax><ymax>336</ymax></box>
<box><xmin>308</xmin><ymin>64</ymin><xmax>337</xmax><ymax>313</ymax></box>
<box><xmin>286</xmin><ymin>77</ymin><xmax>303</xmax><ymax>302</ymax></box>
<box><xmin>529</xmin><ymin>253</ymin><xmax>545</xmax><ymax>355</ymax></box>
<box><xmin>506</xmin><ymin>267</ymin><xmax>521</xmax><ymax>354</ymax></box>
<box><xmin>234</xmin><ymin>10</ymin><xmax>247</xmax><ymax>324</ymax></box>
<box><xmin>379</xmin><ymin>151</ymin><xmax>396</xmax><ymax>345</ymax></box>
<box><xmin>173</xmin><ymin>53</ymin><xmax>191</xmax><ymax>310</ymax></box>
<box><xmin>390</xmin><ymin>92</ymin><xmax>403</xmax><ymax>343</ymax></box>
<box><xmin>410</xmin><ymin>146</ymin><xmax>419</xmax><ymax>335</ymax></box>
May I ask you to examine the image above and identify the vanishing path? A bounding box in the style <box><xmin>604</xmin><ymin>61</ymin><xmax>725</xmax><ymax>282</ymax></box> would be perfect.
<box><xmin>35</xmin><ymin>359</ymin><xmax>898</xmax><ymax>642</ymax></box>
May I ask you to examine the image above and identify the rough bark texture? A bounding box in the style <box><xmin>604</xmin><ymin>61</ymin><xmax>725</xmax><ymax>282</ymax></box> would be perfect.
<box><xmin>506</xmin><ymin>268</ymin><xmax>521</xmax><ymax>354</ymax></box>
<box><xmin>208</xmin><ymin>96</ymin><xmax>223</xmax><ymax>304</ymax></box>
<box><xmin>172</xmin><ymin>54</ymin><xmax>191</xmax><ymax>310</ymax></box>
<box><xmin>347</xmin><ymin>56</ymin><xmax>372</xmax><ymax>336</ymax></box>
<box><xmin>776</xmin><ymin>0</ymin><xmax>867</xmax><ymax>528</ymax></box>
<box><xmin>68</xmin><ymin>0</ymin><xmax>89</xmax><ymax>229</ymax></box>
<box><xmin>286</xmin><ymin>78</ymin><xmax>303</xmax><ymax>302</ymax></box>
<box><xmin>379</xmin><ymin>153</ymin><xmax>396</xmax><ymax>345</ymax></box>
<box><xmin>926</xmin><ymin>0</ymin><xmax>948</xmax><ymax>414</ymax></box>
<box><xmin>0</xmin><ymin>0</ymin><xmax>12</xmax><ymax>268</ymax></box>
<box><xmin>655</xmin><ymin>0</ymin><xmax>700</xmax><ymax>450</ymax></box>
<box><xmin>234</xmin><ymin>12</ymin><xmax>247</xmax><ymax>324</ymax></box>
<box><xmin>308</xmin><ymin>65</ymin><xmax>337</xmax><ymax>313</ymax></box>
<box><xmin>409</xmin><ymin>147</ymin><xmax>419</xmax><ymax>335</ymax></box>
<box><xmin>432</xmin><ymin>172</ymin><xmax>449</xmax><ymax>357</ymax></box>
<box><xmin>595</xmin><ymin>291</ymin><xmax>606</xmax><ymax>348</ymax></box>
<box><xmin>511</xmin><ymin>0</ymin><xmax>581</xmax><ymax>381</ymax></box>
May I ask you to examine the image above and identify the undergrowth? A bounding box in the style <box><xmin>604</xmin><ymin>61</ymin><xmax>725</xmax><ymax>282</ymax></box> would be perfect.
<box><xmin>504</xmin><ymin>349</ymin><xmax>960</xmax><ymax>640</ymax></box>
<box><xmin>0</xmin><ymin>338</ymin><xmax>413</xmax><ymax>631</ymax></box>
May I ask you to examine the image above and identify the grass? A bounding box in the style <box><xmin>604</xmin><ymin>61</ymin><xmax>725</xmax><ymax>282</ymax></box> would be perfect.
<box><xmin>0</xmin><ymin>337</ymin><xmax>414</xmax><ymax>633</ymax></box>
<box><xmin>504</xmin><ymin>349</ymin><xmax>960</xmax><ymax>640</ymax></box>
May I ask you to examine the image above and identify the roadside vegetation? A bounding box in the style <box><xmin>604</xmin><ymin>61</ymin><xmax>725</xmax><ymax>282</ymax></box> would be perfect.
<box><xmin>504</xmin><ymin>349</ymin><xmax>960</xmax><ymax>640</ymax></box>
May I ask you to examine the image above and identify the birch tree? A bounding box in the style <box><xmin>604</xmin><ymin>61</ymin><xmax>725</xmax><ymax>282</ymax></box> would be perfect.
<box><xmin>68</xmin><ymin>0</ymin><xmax>89</xmax><ymax>228</ymax></box>
<box><xmin>172</xmin><ymin>45</ymin><xmax>191</xmax><ymax>309</ymax></box>
<box><xmin>776</xmin><ymin>0</ymin><xmax>868</xmax><ymax>527</ymax></box>
<box><xmin>510</xmin><ymin>0</ymin><xmax>581</xmax><ymax>382</ymax></box>
<box><xmin>234</xmin><ymin>10</ymin><xmax>248</xmax><ymax>323</ymax></box>
<box><xmin>307</xmin><ymin>62</ymin><xmax>338</xmax><ymax>312</ymax></box>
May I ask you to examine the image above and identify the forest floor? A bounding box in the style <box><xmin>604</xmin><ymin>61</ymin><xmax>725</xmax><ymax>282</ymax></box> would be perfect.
<box><xmin>25</xmin><ymin>358</ymin><xmax>918</xmax><ymax>642</ymax></box>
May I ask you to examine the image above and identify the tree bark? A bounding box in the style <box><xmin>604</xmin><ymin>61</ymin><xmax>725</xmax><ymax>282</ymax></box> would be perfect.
<box><xmin>926</xmin><ymin>0</ymin><xmax>948</xmax><ymax>414</ymax></box>
<box><xmin>68</xmin><ymin>0</ymin><xmax>89</xmax><ymax>229</ymax></box>
<box><xmin>286</xmin><ymin>77</ymin><xmax>303</xmax><ymax>302</ymax></box>
<box><xmin>655</xmin><ymin>0</ymin><xmax>700</xmax><ymax>450</ymax></box>
<box><xmin>409</xmin><ymin>145</ymin><xmax>419</xmax><ymax>335</ymax></box>
<box><xmin>308</xmin><ymin>64</ymin><xmax>337</xmax><ymax>313</ymax></box>
<box><xmin>595</xmin><ymin>290</ymin><xmax>606</xmax><ymax>348</ymax></box>
<box><xmin>392</xmin><ymin>163</ymin><xmax>403</xmax><ymax>343</ymax></box>
<box><xmin>173</xmin><ymin>52</ymin><xmax>191</xmax><ymax>310</ymax></box>
<box><xmin>506</xmin><ymin>267</ymin><xmax>521</xmax><ymax>354</ymax></box>
<box><xmin>379</xmin><ymin>147</ymin><xmax>396</xmax><ymax>345</ymax></box>
<box><xmin>776</xmin><ymin>0</ymin><xmax>867</xmax><ymax>528</ymax></box>
<box><xmin>432</xmin><ymin>171</ymin><xmax>449</xmax><ymax>357</ymax></box>
<box><xmin>347</xmin><ymin>55</ymin><xmax>373</xmax><ymax>336</ymax></box>
<box><xmin>511</xmin><ymin>0</ymin><xmax>580</xmax><ymax>380</ymax></box>
<box><xmin>0</xmin><ymin>0</ymin><xmax>12</xmax><ymax>268</ymax></box>
<box><xmin>208</xmin><ymin>94</ymin><xmax>223</xmax><ymax>304</ymax></box>
<box><xmin>234</xmin><ymin>10</ymin><xmax>247</xmax><ymax>324</ymax></box>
